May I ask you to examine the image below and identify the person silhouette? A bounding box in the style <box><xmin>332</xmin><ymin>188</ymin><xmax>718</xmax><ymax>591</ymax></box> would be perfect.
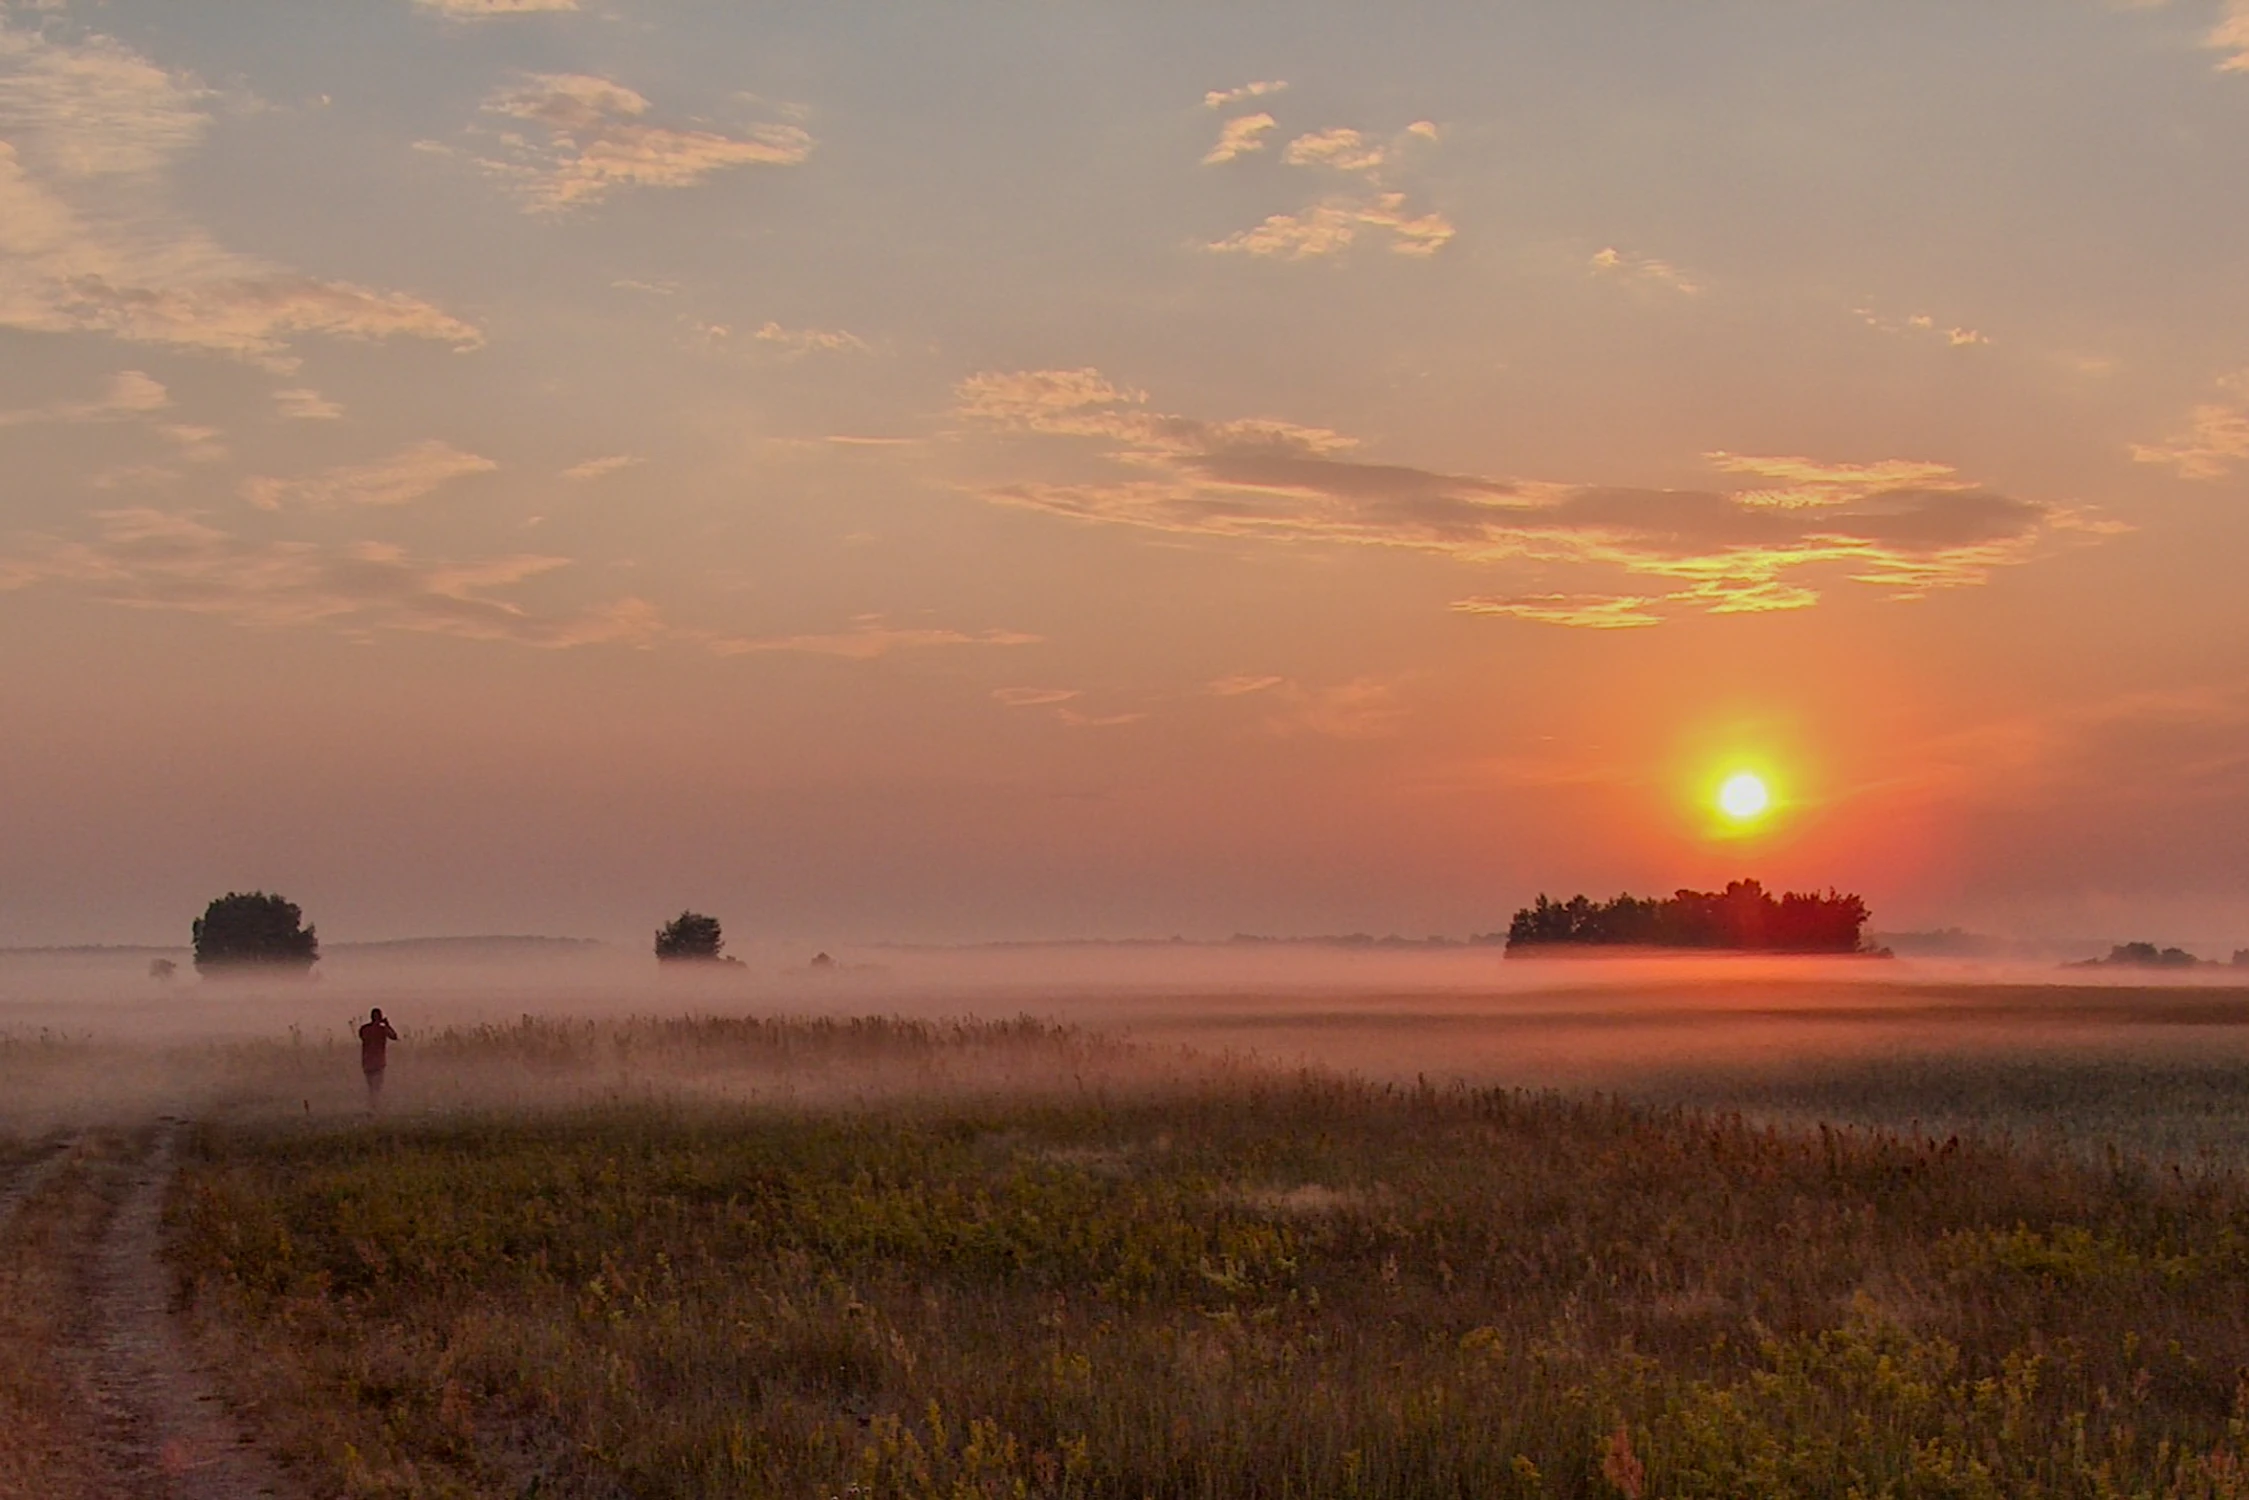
<box><xmin>358</xmin><ymin>1007</ymin><xmax>400</xmax><ymax>1111</ymax></box>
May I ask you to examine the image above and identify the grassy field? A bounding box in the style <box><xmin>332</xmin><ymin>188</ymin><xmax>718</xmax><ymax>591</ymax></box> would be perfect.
<box><xmin>161</xmin><ymin>1016</ymin><xmax>2249</xmax><ymax>1499</ymax></box>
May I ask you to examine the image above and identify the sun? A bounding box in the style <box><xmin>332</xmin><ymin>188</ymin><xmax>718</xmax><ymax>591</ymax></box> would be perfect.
<box><xmin>1717</xmin><ymin>771</ymin><xmax>1770</xmax><ymax>821</ymax></box>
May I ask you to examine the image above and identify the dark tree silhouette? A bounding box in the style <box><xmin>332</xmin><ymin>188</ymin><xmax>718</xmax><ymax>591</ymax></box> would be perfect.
<box><xmin>192</xmin><ymin>891</ymin><xmax>319</xmax><ymax>973</ymax></box>
<box><xmin>654</xmin><ymin>911</ymin><xmax>726</xmax><ymax>962</ymax></box>
<box><xmin>1505</xmin><ymin>879</ymin><xmax>1871</xmax><ymax>955</ymax></box>
<box><xmin>2092</xmin><ymin>942</ymin><xmax>2200</xmax><ymax>969</ymax></box>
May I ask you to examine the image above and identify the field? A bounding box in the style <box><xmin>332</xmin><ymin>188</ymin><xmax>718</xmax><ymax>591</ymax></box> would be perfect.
<box><xmin>4</xmin><ymin>979</ymin><xmax>2249</xmax><ymax>1497</ymax></box>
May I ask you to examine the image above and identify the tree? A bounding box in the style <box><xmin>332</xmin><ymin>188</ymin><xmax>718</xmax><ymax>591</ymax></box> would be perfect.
<box><xmin>654</xmin><ymin>911</ymin><xmax>726</xmax><ymax>962</ymax></box>
<box><xmin>192</xmin><ymin>891</ymin><xmax>318</xmax><ymax>973</ymax></box>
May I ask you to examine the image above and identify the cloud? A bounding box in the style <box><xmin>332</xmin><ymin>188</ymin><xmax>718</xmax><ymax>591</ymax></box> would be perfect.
<box><xmin>0</xmin><ymin>368</ymin><xmax>167</xmax><ymax>425</ymax></box>
<box><xmin>2132</xmin><ymin>370</ymin><xmax>2249</xmax><ymax>479</ymax></box>
<box><xmin>1056</xmin><ymin>707</ymin><xmax>1145</xmax><ymax>729</ymax></box>
<box><xmin>753</xmin><ymin>320</ymin><xmax>867</xmax><ymax>355</ymax></box>
<box><xmin>1204</xmin><ymin>111</ymin><xmax>1451</xmax><ymax>260</ymax></box>
<box><xmin>2209</xmin><ymin>1</ymin><xmax>2249</xmax><ymax>69</ymax></box>
<box><xmin>242</xmin><ymin>440</ymin><xmax>498</xmax><ymax>510</ymax></box>
<box><xmin>1590</xmin><ymin>246</ymin><xmax>1702</xmax><ymax>296</ymax></box>
<box><xmin>1704</xmin><ymin>452</ymin><xmax>1967</xmax><ymax>508</ymax></box>
<box><xmin>705</xmin><ymin>619</ymin><xmax>1040</xmax><ymax>660</ymax></box>
<box><xmin>1854</xmin><ymin>306</ymin><xmax>1988</xmax><ymax>347</ymax></box>
<box><xmin>993</xmin><ymin>687</ymin><xmax>1079</xmax><ymax>707</ymax></box>
<box><xmin>1260</xmin><ymin>678</ymin><xmax>1402</xmax><ymax>739</ymax></box>
<box><xmin>1202</xmin><ymin>112</ymin><xmax>1276</xmax><ymax>165</ymax></box>
<box><xmin>0</xmin><ymin>23</ymin><xmax>481</xmax><ymax>368</ymax></box>
<box><xmin>1207</xmin><ymin>192</ymin><xmax>1454</xmax><ymax>259</ymax></box>
<box><xmin>560</xmin><ymin>452</ymin><xmax>641</xmax><ymax>482</ymax></box>
<box><xmin>272</xmin><ymin>387</ymin><xmax>342</xmax><ymax>421</ymax></box>
<box><xmin>0</xmin><ymin>515</ymin><xmax>1030</xmax><ymax>662</ymax></box>
<box><xmin>0</xmin><ymin>508</ymin><xmax>661</xmax><ymax>649</ymax></box>
<box><xmin>476</xmin><ymin>73</ymin><xmax>812</xmax><ymax>211</ymax></box>
<box><xmin>1204</xmin><ymin>80</ymin><xmax>1287</xmax><ymax>109</ymax></box>
<box><xmin>414</xmin><ymin>0</ymin><xmax>579</xmax><ymax>14</ymax></box>
<box><xmin>1283</xmin><ymin>127</ymin><xmax>1387</xmax><ymax>175</ymax></box>
<box><xmin>1450</xmin><ymin>593</ymin><xmax>1666</xmax><ymax>630</ymax></box>
<box><xmin>956</xmin><ymin>368</ymin><xmax>2109</xmax><ymax>625</ymax></box>
<box><xmin>1199</xmin><ymin>672</ymin><xmax>1393</xmax><ymax>734</ymax></box>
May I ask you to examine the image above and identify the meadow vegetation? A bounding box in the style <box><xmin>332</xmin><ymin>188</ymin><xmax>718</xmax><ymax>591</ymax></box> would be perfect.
<box><xmin>161</xmin><ymin>1016</ymin><xmax>2249</xmax><ymax>1499</ymax></box>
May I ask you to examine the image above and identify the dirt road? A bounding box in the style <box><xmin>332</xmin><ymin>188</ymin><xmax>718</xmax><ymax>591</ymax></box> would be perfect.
<box><xmin>0</xmin><ymin>1126</ymin><xmax>299</xmax><ymax>1500</ymax></box>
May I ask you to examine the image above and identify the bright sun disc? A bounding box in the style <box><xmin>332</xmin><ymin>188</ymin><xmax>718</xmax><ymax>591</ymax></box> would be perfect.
<box><xmin>1718</xmin><ymin>772</ymin><xmax>1769</xmax><ymax>820</ymax></box>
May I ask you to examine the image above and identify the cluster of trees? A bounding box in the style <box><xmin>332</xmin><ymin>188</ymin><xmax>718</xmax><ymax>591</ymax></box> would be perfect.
<box><xmin>1505</xmin><ymin>879</ymin><xmax>1873</xmax><ymax>954</ymax></box>
<box><xmin>179</xmin><ymin>894</ymin><xmax>749</xmax><ymax>974</ymax></box>
<box><xmin>191</xmin><ymin>892</ymin><xmax>319</xmax><ymax>973</ymax></box>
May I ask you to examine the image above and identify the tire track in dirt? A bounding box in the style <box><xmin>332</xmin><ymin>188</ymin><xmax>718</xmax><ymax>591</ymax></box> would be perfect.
<box><xmin>80</xmin><ymin>1121</ymin><xmax>299</xmax><ymax>1500</ymax></box>
<box><xmin>0</xmin><ymin>1132</ymin><xmax>80</xmax><ymax>1231</ymax></box>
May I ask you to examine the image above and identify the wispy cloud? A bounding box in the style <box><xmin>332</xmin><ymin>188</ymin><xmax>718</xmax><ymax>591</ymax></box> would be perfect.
<box><xmin>476</xmin><ymin>73</ymin><xmax>812</xmax><ymax>211</ymax></box>
<box><xmin>560</xmin><ymin>452</ymin><xmax>641</xmax><ymax>482</ymax></box>
<box><xmin>2208</xmin><ymin>0</ymin><xmax>2249</xmax><ymax>69</ymax></box>
<box><xmin>1208</xmin><ymin>193</ymin><xmax>1454</xmax><ymax>259</ymax></box>
<box><xmin>1589</xmin><ymin>246</ymin><xmax>1702</xmax><ymax>296</ymax></box>
<box><xmin>1206</xmin><ymin>674</ymin><xmax>1283</xmax><ymax>697</ymax></box>
<box><xmin>2131</xmin><ymin>369</ymin><xmax>2249</xmax><ymax>479</ymax></box>
<box><xmin>272</xmin><ymin>387</ymin><xmax>342</xmax><ymax>421</ymax></box>
<box><xmin>1204</xmin><ymin>80</ymin><xmax>1287</xmax><ymax>110</ymax></box>
<box><xmin>1450</xmin><ymin>593</ymin><xmax>1666</xmax><ymax>630</ymax></box>
<box><xmin>0</xmin><ymin>508</ymin><xmax>661</xmax><ymax>649</ymax></box>
<box><xmin>0</xmin><ymin>368</ymin><xmax>166</xmax><ymax>425</ymax></box>
<box><xmin>956</xmin><ymin>368</ymin><xmax>2110</xmax><ymax>624</ymax></box>
<box><xmin>1057</xmin><ymin>706</ymin><xmax>1145</xmax><ymax>729</ymax></box>
<box><xmin>753</xmin><ymin>320</ymin><xmax>867</xmax><ymax>355</ymax></box>
<box><xmin>0</xmin><ymin>22</ymin><xmax>480</xmax><ymax>368</ymax></box>
<box><xmin>0</xmin><ymin>513</ymin><xmax>1038</xmax><ymax>662</ymax></box>
<box><xmin>706</xmin><ymin>619</ymin><xmax>1039</xmax><ymax>659</ymax></box>
<box><xmin>242</xmin><ymin>440</ymin><xmax>498</xmax><ymax>510</ymax></box>
<box><xmin>1202</xmin><ymin>112</ymin><xmax>1276</xmax><ymax>165</ymax></box>
<box><xmin>1854</xmin><ymin>305</ymin><xmax>1988</xmax><ymax>347</ymax></box>
<box><xmin>1259</xmin><ymin>678</ymin><xmax>1403</xmax><ymax>739</ymax></box>
<box><xmin>1203</xmin><ymin>112</ymin><xmax>1451</xmax><ymax>259</ymax></box>
<box><xmin>1282</xmin><ymin>127</ymin><xmax>1388</xmax><ymax>175</ymax></box>
<box><xmin>993</xmin><ymin>687</ymin><xmax>1079</xmax><ymax>707</ymax></box>
<box><xmin>414</xmin><ymin>0</ymin><xmax>578</xmax><ymax>15</ymax></box>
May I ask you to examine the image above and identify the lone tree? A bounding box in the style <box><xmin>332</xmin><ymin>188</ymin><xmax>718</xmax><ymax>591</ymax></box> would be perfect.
<box><xmin>192</xmin><ymin>891</ymin><xmax>319</xmax><ymax>973</ymax></box>
<box><xmin>654</xmin><ymin>911</ymin><xmax>726</xmax><ymax>963</ymax></box>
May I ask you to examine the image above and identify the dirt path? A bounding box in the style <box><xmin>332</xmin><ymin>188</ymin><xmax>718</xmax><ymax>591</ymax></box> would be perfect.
<box><xmin>0</xmin><ymin>1132</ymin><xmax>80</xmax><ymax>1228</ymax></box>
<box><xmin>77</xmin><ymin>1122</ymin><xmax>300</xmax><ymax>1500</ymax></box>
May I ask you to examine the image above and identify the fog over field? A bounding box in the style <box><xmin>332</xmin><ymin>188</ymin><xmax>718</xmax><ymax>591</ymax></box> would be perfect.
<box><xmin>8</xmin><ymin>942</ymin><xmax>2249</xmax><ymax>1159</ymax></box>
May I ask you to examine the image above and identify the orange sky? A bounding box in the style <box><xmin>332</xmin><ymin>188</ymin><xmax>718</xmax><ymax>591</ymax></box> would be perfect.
<box><xmin>2</xmin><ymin>1</ymin><xmax>2247</xmax><ymax>948</ymax></box>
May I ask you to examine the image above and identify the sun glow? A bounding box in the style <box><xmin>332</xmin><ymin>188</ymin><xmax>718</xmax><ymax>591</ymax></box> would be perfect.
<box><xmin>1717</xmin><ymin>772</ymin><xmax>1770</xmax><ymax>821</ymax></box>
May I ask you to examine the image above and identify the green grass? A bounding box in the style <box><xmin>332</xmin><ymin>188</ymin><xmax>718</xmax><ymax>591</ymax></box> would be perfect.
<box><xmin>166</xmin><ymin>1018</ymin><xmax>2249</xmax><ymax>1499</ymax></box>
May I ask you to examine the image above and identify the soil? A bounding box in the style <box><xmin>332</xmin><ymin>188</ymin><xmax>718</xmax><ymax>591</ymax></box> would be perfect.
<box><xmin>23</xmin><ymin>1125</ymin><xmax>302</xmax><ymax>1499</ymax></box>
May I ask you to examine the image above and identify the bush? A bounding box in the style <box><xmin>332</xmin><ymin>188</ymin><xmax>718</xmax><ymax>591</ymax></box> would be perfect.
<box><xmin>191</xmin><ymin>892</ymin><xmax>318</xmax><ymax>973</ymax></box>
<box><xmin>654</xmin><ymin>910</ymin><xmax>726</xmax><ymax>962</ymax></box>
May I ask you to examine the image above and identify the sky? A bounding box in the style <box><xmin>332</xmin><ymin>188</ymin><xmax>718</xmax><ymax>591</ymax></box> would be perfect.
<box><xmin>3</xmin><ymin>0</ymin><xmax>2248</xmax><ymax>949</ymax></box>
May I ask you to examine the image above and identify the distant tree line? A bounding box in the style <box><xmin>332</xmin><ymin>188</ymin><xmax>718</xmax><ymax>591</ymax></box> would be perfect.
<box><xmin>1505</xmin><ymin>879</ymin><xmax>1872</xmax><ymax>954</ymax></box>
<box><xmin>2076</xmin><ymin>942</ymin><xmax>2249</xmax><ymax>970</ymax></box>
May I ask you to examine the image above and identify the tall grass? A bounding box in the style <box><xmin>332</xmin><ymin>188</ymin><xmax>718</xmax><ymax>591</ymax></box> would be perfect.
<box><xmin>168</xmin><ymin>1019</ymin><xmax>2249</xmax><ymax>1498</ymax></box>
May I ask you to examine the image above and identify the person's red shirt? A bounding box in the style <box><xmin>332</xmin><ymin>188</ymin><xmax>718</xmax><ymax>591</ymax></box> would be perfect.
<box><xmin>359</xmin><ymin>1017</ymin><xmax>398</xmax><ymax>1071</ymax></box>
